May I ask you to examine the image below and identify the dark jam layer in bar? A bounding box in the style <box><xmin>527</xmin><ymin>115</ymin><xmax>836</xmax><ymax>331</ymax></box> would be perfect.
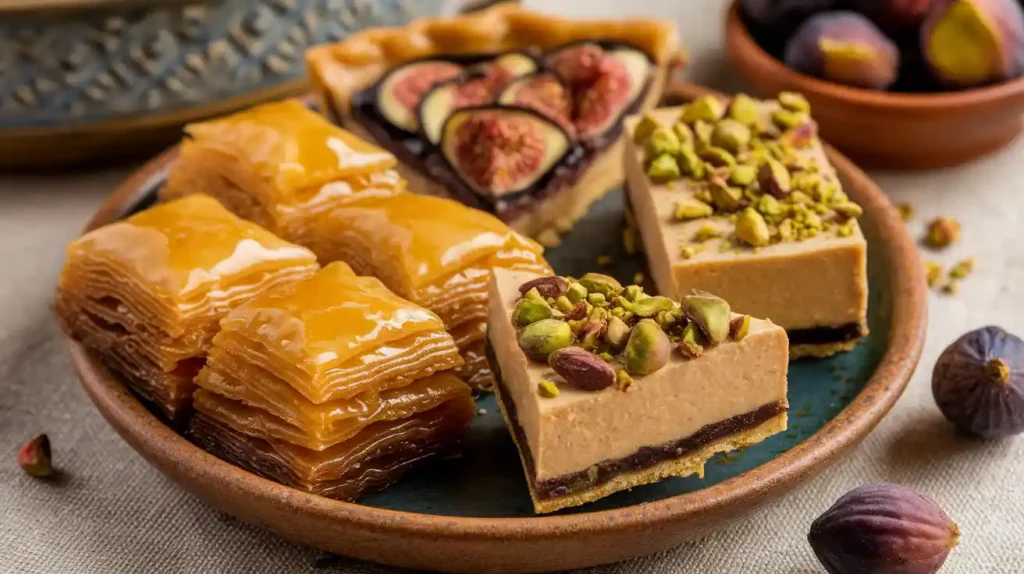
<box><xmin>339</xmin><ymin>43</ymin><xmax>653</xmax><ymax>220</ymax></box>
<box><xmin>485</xmin><ymin>341</ymin><xmax>787</xmax><ymax>501</ymax></box>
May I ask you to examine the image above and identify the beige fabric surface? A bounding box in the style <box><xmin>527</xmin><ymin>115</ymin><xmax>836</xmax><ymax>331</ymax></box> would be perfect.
<box><xmin>4</xmin><ymin>1</ymin><xmax>1024</xmax><ymax>572</ymax></box>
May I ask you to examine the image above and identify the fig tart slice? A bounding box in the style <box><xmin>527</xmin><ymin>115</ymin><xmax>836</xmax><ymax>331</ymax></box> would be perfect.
<box><xmin>306</xmin><ymin>4</ymin><xmax>679</xmax><ymax>245</ymax></box>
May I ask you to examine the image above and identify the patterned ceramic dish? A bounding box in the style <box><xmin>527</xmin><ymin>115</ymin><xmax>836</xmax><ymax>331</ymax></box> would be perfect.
<box><xmin>0</xmin><ymin>0</ymin><xmax>478</xmax><ymax>169</ymax></box>
<box><xmin>66</xmin><ymin>84</ymin><xmax>927</xmax><ymax>573</ymax></box>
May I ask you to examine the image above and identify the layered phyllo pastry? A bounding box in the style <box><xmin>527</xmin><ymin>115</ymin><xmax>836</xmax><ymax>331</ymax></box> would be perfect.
<box><xmin>188</xmin><ymin>262</ymin><xmax>475</xmax><ymax>499</ymax></box>
<box><xmin>624</xmin><ymin>93</ymin><xmax>868</xmax><ymax>358</ymax></box>
<box><xmin>161</xmin><ymin>100</ymin><xmax>405</xmax><ymax>244</ymax></box>
<box><xmin>56</xmin><ymin>195</ymin><xmax>319</xmax><ymax>421</ymax></box>
<box><xmin>307</xmin><ymin>3</ymin><xmax>679</xmax><ymax>244</ymax></box>
<box><xmin>487</xmin><ymin>269</ymin><xmax>788</xmax><ymax>513</ymax></box>
<box><xmin>303</xmin><ymin>193</ymin><xmax>551</xmax><ymax>391</ymax></box>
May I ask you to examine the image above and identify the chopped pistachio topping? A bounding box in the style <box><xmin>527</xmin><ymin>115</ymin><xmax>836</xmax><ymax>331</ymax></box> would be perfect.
<box><xmin>633</xmin><ymin>92</ymin><xmax>861</xmax><ymax>255</ymax></box>
<box><xmin>925</xmin><ymin>261</ymin><xmax>944</xmax><ymax>287</ymax></box>
<box><xmin>949</xmin><ymin>257</ymin><xmax>976</xmax><ymax>279</ymax></box>
<box><xmin>896</xmin><ymin>202</ymin><xmax>914</xmax><ymax>221</ymax></box>
<box><xmin>537</xmin><ymin>379</ymin><xmax>560</xmax><ymax>398</ymax></box>
<box><xmin>693</xmin><ymin>223</ymin><xmax>722</xmax><ymax>242</ymax></box>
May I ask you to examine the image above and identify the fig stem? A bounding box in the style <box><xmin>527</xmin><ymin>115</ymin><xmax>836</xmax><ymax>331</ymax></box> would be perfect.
<box><xmin>985</xmin><ymin>358</ymin><xmax>1011</xmax><ymax>386</ymax></box>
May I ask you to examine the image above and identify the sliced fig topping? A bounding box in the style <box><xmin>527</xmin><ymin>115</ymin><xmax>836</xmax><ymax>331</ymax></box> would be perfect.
<box><xmin>498</xmin><ymin>72</ymin><xmax>575</xmax><ymax>136</ymax></box>
<box><xmin>440</xmin><ymin>106</ymin><xmax>571</xmax><ymax>199</ymax></box>
<box><xmin>546</xmin><ymin>42</ymin><xmax>653</xmax><ymax>141</ymax></box>
<box><xmin>377</xmin><ymin>60</ymin><xmax>462</xmax><ymax>132</ymax></box>
<box><xmin>419</xmin><ymin>79</ymin><xmax>493</xmax><ymax>145</ymax></box>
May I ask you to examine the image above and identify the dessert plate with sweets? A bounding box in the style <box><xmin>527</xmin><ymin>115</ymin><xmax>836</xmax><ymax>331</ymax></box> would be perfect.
<box><xmin>59</xmin><ymin>6</ymin><xmax>926</xmax><ymax>573</ymax></box>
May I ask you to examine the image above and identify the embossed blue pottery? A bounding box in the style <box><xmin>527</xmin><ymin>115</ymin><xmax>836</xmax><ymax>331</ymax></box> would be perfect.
<box><xmin>0</xmin><ymin>0</ymin><xmax>453</xmax><ymax>169</ymax></box>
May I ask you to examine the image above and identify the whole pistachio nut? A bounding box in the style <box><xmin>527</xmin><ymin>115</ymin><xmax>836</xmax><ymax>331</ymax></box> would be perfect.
<box><xmin>514</xmin><ymin>298</ymin><xmax>554</xmax><ymax>326</ymax></box>
<box><xmin>604</xmin><ymin>315</ymin><xmax>631</xmax><ymax>351</ymax></box>
<box><xmin>709</xmin><ymin>179</ymin><xmax>743</xmax><ymax>212</ymax></box>
<box><xmin>727</xmin><ymin>93</ymin><xmax>760</xmax><ymax>126</ymax></box>
<box><xmin>648</xmin><ymin>153</ymin><xmax>681</xmax><ymax>181</ymax></box>
<box><xmin>712</xmin><ymin>119</ymin><xmax>752</xmax><ymax>153</ymax></box>
<box><xmin>758</xmin><ymin>159</ymin><xmax>792</xmax><ymax>198</ymax></box>
<box><xmin>586</xmin><ymin>292</ymin><xmax>606</xmax><ymax>306</ymax></box>
<box><xmin>517</xmin><ymin>319</ymin><xmax>573</xmax><ymax>361</ymax></box>
<box><xmin>730</xmin><ymin>315</ymin><xmax>751</xmax><ymax>341</ymax></box>
<box><xmin>632</xmin><ymin>114</ymin><xmax>662</xmax><ymax>144</ymax></box>
<box><xmin>548</xmin><ymin>346</ymin><xmax>616</xmax><ymax>391</ymax></box>
<box><xmin>673</xmin><ymin>198</ymin><xmax>714</xmax><ymax>221</ymax></box>
<box><xmin>631</xmin><ymin>296</ymin><xmax>677</xmax><ymax>318</ymax></box>
<box><xmin>518</xmin><ymin>276</ymin><xmax>569</xmax><ymax>299</ymax></box>
<box><xmin>736</xmin><ymin>207</ymin><xmax>771</xmax><ymax>247</ymax></box>
<box><xmin>566</xmin><ymin>281</ymin><xmax>588</xmax><ymax>304</ymax></box>
<box><xmin>645</xmin><ymin>127</ymin><xmax>681</xmax><ymax>159</ymax></box>
<box><xmin>623</xmin><ymin>319</ymin><xmax>672</xmax><ymax>375</ymax></box>
<box><xmin>678</xmin><ymin>322</ymin><xmax>705</xmax><ymax>359</ymax></box>
<box><xmin>579</xmin><ymin>273</ymin><xmax>622</xmax><ymax>297</ymax></box>
<box><xmin>681</xmin><ymin>291</ymin><xmax>731</xmax><ymax>345</ymax></box>
<box><xmin>680</xmin><ymin>95</ymin><xmax>726</xmax><ymax>124</ymax></box>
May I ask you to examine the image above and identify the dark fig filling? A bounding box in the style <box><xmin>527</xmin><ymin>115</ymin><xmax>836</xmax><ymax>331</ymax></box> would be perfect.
<box><xmin>485</xmin><ymin>340</ymin><xmax>787</xmax><ymax>501</ymax></box>
<box><xmin>341</xmin><ymin>41</ymin><xmax>655</xmax><ymax>221</ymax></box>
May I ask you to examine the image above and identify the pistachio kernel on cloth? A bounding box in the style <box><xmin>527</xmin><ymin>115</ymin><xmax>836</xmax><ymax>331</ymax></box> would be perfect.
<box><xmin>631</xmin><ymin>93</ymin><xmax>863</xmax><ymax>255</ymax></box>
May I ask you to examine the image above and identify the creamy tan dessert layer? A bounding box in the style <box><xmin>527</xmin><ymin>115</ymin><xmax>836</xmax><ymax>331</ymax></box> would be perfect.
<box><xmin>488</xmin><ymin>269</ymin><xmax>789</xmax><ymax>483</ymax></box>
<box><xmin>624</xmin><ymin>107</ymin><xmax>868</xmax><ymax>334</ymax></box>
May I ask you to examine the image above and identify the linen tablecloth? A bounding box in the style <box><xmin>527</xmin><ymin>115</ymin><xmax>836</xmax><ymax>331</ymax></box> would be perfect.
<box><xmin>3</xmin><ymin>1</ymin><xmax>1024</xmax><ymax>571</ymax></box>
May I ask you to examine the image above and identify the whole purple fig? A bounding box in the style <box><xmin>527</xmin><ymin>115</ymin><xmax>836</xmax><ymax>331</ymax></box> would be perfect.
<box><xmin>809</xmin><ymin>483</ymin><xmax>960</xmax><ymax>574</ymax></box>
<box><xmin>785</xmin><ymin>11</ymin><xmax>901</xmax><ymax>90</ymax></box>
<box><xmin>933</xmin><ymin>326</ymin><xmax>1024</xmax><ymax>439</ymax></box>
<box><xmin>922</xmin><ymin>0</ymin><xmax>1024</xmax><ymax>87</ymax></box>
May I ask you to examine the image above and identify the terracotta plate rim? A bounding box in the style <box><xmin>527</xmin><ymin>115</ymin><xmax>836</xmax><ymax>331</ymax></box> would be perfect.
<box><xmin>68</xmin><ymin>86</ymin><xmax>927</xmax><ymax>541</ymax></box>
<box><xmin>724</xmin><ymin>1</ymin><xmax>1024</xmax><ymax>111</ymax></box>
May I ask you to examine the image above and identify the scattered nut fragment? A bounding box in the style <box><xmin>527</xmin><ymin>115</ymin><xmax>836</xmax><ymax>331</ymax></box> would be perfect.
<box><xmin>673</xmin><ymin>198</ymin><xmax>714</xmax><ymax>221</ymax></box>
<box><xmin>896</xmin><ymin>202</ymin><xmax>914</xmax><ymax>221</ymax></box>
<box><xmin>633</xmin><ymin>271</ymin><xmax>645</xmax><ymax>285</ymax></box>
<box><xmin>18</xmin><ymin>434</ymin><xmax>55</xmax><ymax>479</ymax></box>
<box><xmin>537</xmin><ymin>379</ymin><xmax>560</xmax><ymax>398</ymax></box>
<box><xmin>949</xmin><ymin>257</ymin><xmax>975</xmax><ymax>280</ymax></box>
<box><xmin>692</xmin><ymin>224</ymin><xmax>722</xmax><ymax>242</ymax></box>
<box><xmin>942</xmin><ymin>281</ymin><xmax>960</xmax><ymax>295</ymax></box>
<box><xmin>679</xmin><ymin>95</ymin><xmax>726</xmax><ymax>124</ymax></box>
<box><xmin>596</xmin><ymin>255</ymin><xmax>613</xmax><ymax>267</ymax></box>
<box><xmin>758</xmin><ymin>159</ymin><xmax>792</xmax><ymax>198</ymax></box>
<box><xmin>925</xmin><ymin>261</ymin><xmax>944</xmax><ymax>288</ymax></box>
<box><xmin>771</xmin><ymin>108</ymin><xmax>808</xmax><ymax>130</ymax></box>
<box><xmin>711</xmin><ymin>119</ymin><xmax>751</xmax><ymax>152</ymax></box>
<box><xmin>678</xmin><ymin>323</ymin><xmax>704</xmax><ymax>359</ymax></box>
<box><xmin>778</xmin><ymin>91</ymin><xmax>810</xmax><ymax>113</ymax></box>
<box><xmin>709</xmin><ymin>179</ymin><xmax>743</xmax><ymax>211</ymax></box>
<box><xmin>632</xmin><ymin>114</ymin><xmax>661</xmax><ymax>144</ymax></box>
<box><xmin>924</xmin><ymin>217</ymin><xmax>960</xmax><ymax>249</ymax></box>
<box><xmin>622</xmin><ymin>228</ymin><xmax>638</xmax><ymax>255</ymax></box>
<box><xmin>727</xmin><ymin>93</ymin><xmax>760</xmax><ymax>126</ymax></box>
<box><xmin>645</xmin><ymin>126</ymin><xmax>680</xmax><ymax>158</ymax></box>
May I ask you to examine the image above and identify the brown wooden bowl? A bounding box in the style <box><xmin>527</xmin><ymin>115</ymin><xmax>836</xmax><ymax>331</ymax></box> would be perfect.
<box><xmin>724</xmin><ymin>0</ymin><xmax>1024</xmax><ymax>170</ymax></box>
<box><xmin>65</xmin><ymin>84</ymin><xmax>928</xmax><ymax>573</ymax></box>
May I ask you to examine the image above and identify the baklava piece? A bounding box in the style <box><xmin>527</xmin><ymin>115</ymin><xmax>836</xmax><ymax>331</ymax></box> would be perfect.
<box><xmin>624</xmin><ymin>93</ymin><xmax>868</xmax><ymax>358</ymax></box>
<box><xmin>56</xmin><ymin>195</ymin><xmax>319</xmax><ymax>422</ymax></box>
<box><xmin>487</xmin><ymin>269</ymin><xmax>788</xmax><ymax>513</ymax></box>
<box><xmin>161</xmin><ymin>100</ymin><xmax>405</xmax><ymax>244</ymax></box>
<box><xmin>188</xmin><ymin>262</ymin><xmax>475</xmax><ymax>499</ymax></box>
<box><xmin>303</xmin><ymin>193</ymin><xmax>551</xmax><ymax>391</ymax></box>
<box><xmin>307</xmin><ymin>3</ymin><xmax>679</xmax><ymax>243</ymax></box>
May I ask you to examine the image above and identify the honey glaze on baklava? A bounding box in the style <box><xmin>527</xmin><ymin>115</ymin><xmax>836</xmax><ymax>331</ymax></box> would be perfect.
<box><xmin>56</xmin><ymin>195</ymin><xmax>319</xmax><ymax>422</ymax></box>
<box><xmin>188</xmin><ymin>262</ymin><xmax>475</xmax><ymax>499</ymax></box>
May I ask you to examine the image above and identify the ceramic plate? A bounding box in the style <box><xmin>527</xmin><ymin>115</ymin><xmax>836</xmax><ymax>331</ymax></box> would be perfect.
<box><xmin>67</xmin><ymin>84</ymin><xmax>927</xmax><ymax>573</ymax></box>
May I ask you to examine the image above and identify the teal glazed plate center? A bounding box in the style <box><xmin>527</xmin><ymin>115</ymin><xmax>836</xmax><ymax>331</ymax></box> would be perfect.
<box><xmin>69</xmin><ymin>101</ymin><xmax>927</xmax><ymax>572</ymax></box>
